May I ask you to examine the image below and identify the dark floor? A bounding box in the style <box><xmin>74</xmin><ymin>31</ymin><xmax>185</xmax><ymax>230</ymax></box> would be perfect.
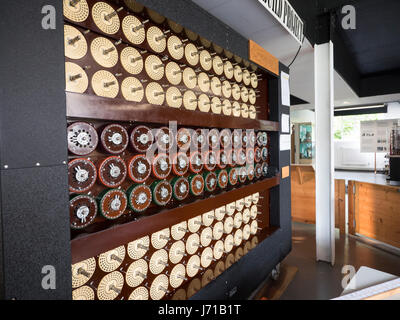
<box><xmin>279</xmin><ymin>222</ymin><xmax>400</xmax><ymax>300</ymax></box>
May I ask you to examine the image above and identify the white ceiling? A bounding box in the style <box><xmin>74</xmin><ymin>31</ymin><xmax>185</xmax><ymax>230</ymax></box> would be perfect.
<box><xmin>192</xmin><ymin>0</ymin><xmax>400</xmax><ymax>109</ymax></box>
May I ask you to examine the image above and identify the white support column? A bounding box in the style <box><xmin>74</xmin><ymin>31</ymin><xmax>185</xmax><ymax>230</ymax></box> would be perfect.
<box><xmin>314</xmin><ymin>41</ymin><xmax>335</xmax><ymax>265</ymax></box>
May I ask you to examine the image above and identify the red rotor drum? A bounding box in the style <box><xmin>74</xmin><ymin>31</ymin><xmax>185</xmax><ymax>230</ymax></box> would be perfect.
<box><xmin>98</xmin><ymin>189</ymin><xmax>128</xmax><ymax>220</ymax></box>
<box><xmin>171</xmin><ymin>176</ymin><xmax>190</xmax><ymax>201</ymax></box>
<box><xmin>246</xmin><ymin>148</ymin><xmax>255</xmax><ymax>164</ymax></box>
<box><xmin>152</xmin><ymin>153</ymin><xmax>172</xmax><ymax>179</ymax></box>
<box><xmin>98</xmin><ymin>156</ymin><xmax>127</xmax><ymax>188</ymax></box>
<box><xmin>189</xmin><ymin>151</ymin><xmax>204</xmax><ymax>173</ymax></box>
<box><xmin>130</xmin><ymin>125</ymin><xmax>154</xmax><ymax>153</ymax></box>
<box><xmin>193</xmin><ymin>129</ymin><xmax>207</xmax><ymax>149</ymax></box>
<box><xmin>100</xmin><ymin>124</ymin><xmax>129</xmax><ymax>154</ymax></box>
<box><xmin>204</xmin><ymin>151</ymin><xmax>217</xmax><ymax>171</ymax></box>
<box><xmin>207</xmin><ymin>129</ymin><xmax>220</xmax><ymax>149</ymax></box>
<box><xmin>67</xmin><ymin>122</ymin><xmax>99</xmax><ymax>156</ymax></box>
<box><xmin>217</xmin><ymin>150</ymin><xmax>228</xmax><ymax>169</ymax></box>
<box><xmin>188</xmin><ymin>174</ymin><xmax>205</xmax><ymax>196</ymax></box>
<box><xmin>203</xmin><ymin>171</ymin><xmax>217</xmax><ymax>192</ymax></box>
<box><xmin>68</xmin><ymin>158</ymin><xmax>97</xmax><ymax>193</ymax></box>
<box><xmin>128</xmin><ymin>155</ymin><xmax>151</xmax><ymax>183</ymax></box>
<box><xmin>247</xmin><ymin>165</ymin><xmax>255</xmax><ymax>181</ymax></box>
<box><xmin>232</xmin><ymin>130</ymin><xmax>242</xmax><ymax>149</ymax></box>
<box><xmin>255</xmin><ymin>163</ymin><xmax>263</xmax><ymax>179</ymax></box>
<box><xmin>70</xmin><ymin>195</ymin><xmax>97</xmax><ymax>229</ymax></box>
<box><xmin>236</xmin><ymin>149</ymin><xmax>247</xmax><ymax>166</ymax></box>
<box><xmin>172</xmin><ymin>152</ymin><xmax>190</xmax><ymax>176</ymax></box>
<box><xmin>219</xmin><ymin>129</ymin><xmax>232</xmax><ymax>148</ymax></box>
<box><xmin>151</xmin><ymin>180</ymin><xmax>173</xmax><ymax>206</ymax></box>
<box><xmin>254</xmin><ymin>147</ymin><xmax>262</xmax><ymax>163</ymax></box>
<box><xmin>176</xmin><ymin>128</ymin><xmax>192</xmax><ymax>151</ymax></box>
<box><xmin>156</xmin><ymin>127</ymin><xmax>173</xmax><ymax>152</ymax></box>
<box><xmin>127</xmin><ymin>184</ymin><xmax>152</xmax><ymax>212</ymax></box>
<box><xmin>238</xmin><ymin>167</ymin><xmax>247</xmax><ymax>183</ymax></box>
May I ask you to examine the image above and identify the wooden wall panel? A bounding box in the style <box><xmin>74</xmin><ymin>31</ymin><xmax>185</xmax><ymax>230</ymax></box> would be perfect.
<box><xmin>291</xmin><ymin>165</ymin><xmax>316</xmax><ymax>224</ymax></box>
<box><xmin>291</xmin><ymin>165</ymin><xmax>346</xmax><ymax>233</ymax></box>
<box><xmin>335</xmin><ymin>180</ymin><xmax>346</xmax><ymax>234</ymax></box>
<box><xmin>353</xmin><ymin>182</ymin><xmax>400</xmax><ymax>248</ymax></box>
<box><xmin>249</xmin><ymin>40</ymin><xmax>279</xmax><ymax>76</ymax></box>
<box><xmin>348</xmin><ymin>180</ymin><xmax>356</xmax><ymax>235</ymax></box>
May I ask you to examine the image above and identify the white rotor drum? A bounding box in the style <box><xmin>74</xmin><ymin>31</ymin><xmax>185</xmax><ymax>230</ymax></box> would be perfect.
<box><xmin>234</xmin><ymin>229</ymin><xmax>243</xmax><ymax>246</ymax></box>
<box><xmin>222</xmin><ymin>81</ymin><xmax>232</xmax><ymax>99</ymax></box>
<box><xmin>97</xmin><ymin>271</ymin><xmax>124</xmax><ymax>300</ymax></box>
<box><xmin>122</xmin><ymin>15</ymin><xmax>145</xmax><ymax>45</ymax></box>
<box><xmin>243</xmin><ymin>224</ymin><xmax>251</xmax><ymax>241</ymax></box>
<box><xmin>233</xmin><ymin>212</ymin><xmax>243</xmax><ymax>229</ymax></box>
<box><xmin>72</xmin><ymin>286</ymin><xmax>95</xmax><ymax>300</ymax></box>
<box><xmin>200</xmin><ymin>247</ymin><xmax>214</xmax><ymax>268</ymax></box>
<box><xmin>236</xmin><ymin>198</ymin><xmax>245</xmax><ymax>211</ymax></box>
<box><xmin>121</xmin><ymin>77</ymin><xmax>144</xmax><ymax>102</ymax></box>
<box><xmin>120</xmin><ymin>47</ymin><xmax>143</xmax><ymax>75</ymax></box>
<box><xmin>214</xmin><ymin>206</ymin><xmax>225</xmax><ymax>221</ymax></box>
<box><xmin>170</xmin><ymin>264</ymin><xmax>186</xmax><ymax>288</ymax></box>
<box><xmin>211</xmin><ymin>77</ymin><xmax>222</xmax><ymax>96</ymax></box>
<box><xmin>188</xmin><ymin>215</ymin><xmax>202</xmax><ymax>233</ymax></box>
<box><xmin>213</xmin><ymin>240</ymin><xmax>225</xmax><ymax>260</ymax></box>
<box><xmin>222</xmin><ymin>99</ymin><xmax>232</xmax><ymax>116</ymax></box>
<box><xmin>183</xmin><ymin>90</ymin><xmax>197</xmax><ymax>110</ymax></box>
<box><xmin>150</xmin><ymin>274</ymin><xmax>169</xmax><ymax>300</ymax></box>
<box><xmin>200</xmin><ymin>50</ymin><xmax>212</xmax><ymax>71</ymax></box>
<box><xmin>166</xmin><ymin>87</ymin><xmax>183</xmax><ymax>108</ymax></box>
<box><xmin>186</xmin><ymin>233</ymin><xmax>200</xmax><ymax>255</ymax></box>
<box><xmin>224</xmin><ymin>61</ymin><xmax>234</xmax><ymax>79</ymax></box>
<box><xmin>250</xmin><ymin>204</ymin><xmax>258</xmax><ymax>219</ymax></box>
<box><xmin>198</xmin><ymin>94</ymin><xmax>211</xmax><ymax>112</ymax></box>
<box><xmin>202</xmin><ymin>210</ymin><xmax>214</xmax><ymax>227</ymax></box>
<box><xmin>64</xmin><ymin>25</ymin><xmax>87</xmax><ymax>60</ymax></box>
<box><xmin>65</xmin><ymin>62</ymin><xmax>88</xmax><ymax>93</ymax></box>
<box><xmin>186</xmin><ymin>255</ymin><xmax>201</xmax><ymax>278</ymax></box>
<box><xmin>242</xmin><ymin>208</ymin><xmax>251</xmax><ymax>224</ymax></box>
<box><xmin>91</xmin><ymin>2</ymin><xmax>121</xmax><ymax>35</ymax></box>
<box><xmin>185</xmin><ymin>43</ymin><xmax>199</xmax><ymax>66</ymax></box>
<box><xmin>169</xmin><ymin>241</ymin><xmax>186</xmax><ymax>264</ymax></box>
<box><xmin>145</xmin><ymin>82</ymin><xmax>165</xmax><ymax>105</ymax></box>
<box><xmin>71</xmin><ymin>257</ymin><xmax>96</xmax><ymax>288</ymax></box>
<box><xmin>151</xmin><ymin>228</ymin><xmax>170</xmax><ymax>249</ymax></box>
<box><xmin>213</xmin><ymin>222</ymin><xmax>224</xmax><ymax>240</ymax></box>
<box><xmin>145</xmin><ymin>55</ymin><xmax>164</xmax><ymax>81</ymax></box>
<box><xmin>98</xmin><ymin>245</ymin><xmax>126</xmax><ymax>272</ymax></box>
<box><xmin>198</xmin><ymin>73</ymin><xmax>210</xmax><ymax>93</ymax></box>
<box><xmin>168</xmin><ymin>35</ymin><xmax>184</xmax><ymax>60</ymax></box>
<box><xmin>149</xmin><ymin>249</ymin><xmax>168</xmax><ymax>275</ymax></box>
<box><xmin>183</xmin><ymin>67</ymin><xmax>197</xmax><ymax>89</ymax></box>
<box><xmin>224</xmin><ymin>234</ymin><xmax>234</xmax><ymax>253</ymax></box>
<box><xmin>171</xmin><ymin>221</ymin><xmax>187</xmax><ymax>240</ymax></box>
<box><xmin>251</xmin><ymin>220</ymin><xmax>258</xmax><ymax>235</ymax></box>
<box><xmin>147</xmin><ymin>26</ymin><xmax>167</xmax><ymax>53</ymax></box>
<box><xmin>213</xmin><ymin>56</ymin><xmax>224</xmax><ymax>75</ymax></box>
<box><xmin>226</xmin><ymin>202</ymin><xmax>236</xmax><ymax>216</ymax></box>
<box><xmin>63</xmin><ymin>0</ymin><xmax>89</xmax><ymax>22</ymax></box>
<box><xmin>91</xmin><ymin>70</ymin><xmax>119</xmax><ymax>98</ymax></box>
<box><xmin>165</xmin><ymin>62</ymin><xmax>182</xmax><ymax>85</ymax></box>
<box><xmin>126</xmin><ymin>259</ymin><xmax>148</xmax><ymax>287</ymax></box>
<box><xmin>200</xmin><ymin>227</ymin><xmax>213</xmax><ymax>247</ymax></box>
<box><xmin>127</xmin><ymin>236</ymin><xmax>150</xmax><ymax>260</ymax></box>
<box><xmin>128</xmin><ymin>287</ymin><xmax>149</xmax><ymax>300</ymax></box>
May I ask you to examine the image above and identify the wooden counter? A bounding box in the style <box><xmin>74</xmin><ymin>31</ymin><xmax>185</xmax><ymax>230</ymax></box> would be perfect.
<box><xmin>349</xmin><ymin>181</ymin><xmax>400</xmax><ymax>249</ymax></box>
<box><xmin>291</xmin><ymin>165</ymin><xmax>345</xmax><ymax>233</ymax></box>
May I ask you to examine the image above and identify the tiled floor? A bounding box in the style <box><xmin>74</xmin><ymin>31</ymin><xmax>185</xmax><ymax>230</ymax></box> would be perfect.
<box><xmin>279</xmin><ymin>222</ymin><xmax>400</xmax><ymax>300</ymax></box>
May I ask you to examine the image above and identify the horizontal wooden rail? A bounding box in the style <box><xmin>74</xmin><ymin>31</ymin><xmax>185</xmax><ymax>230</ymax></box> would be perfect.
<box><xmin>66</xmin><ymin>92</ymin><xmax>280</xmax><ymax>131</ymax></box>
<box><xmin>71</xmin><ymin>175</ymin><xmax>280</xmax><ymax>263</ymax></box>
